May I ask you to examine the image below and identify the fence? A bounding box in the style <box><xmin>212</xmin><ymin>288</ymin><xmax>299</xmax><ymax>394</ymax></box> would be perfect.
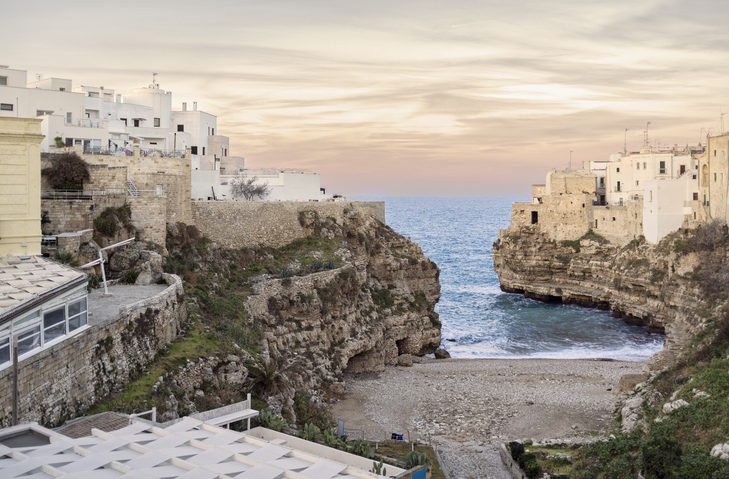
<box><xmin>41</xmin><ymin>189</ymin><xmax>126</xmax><ymax>200</ymax></box>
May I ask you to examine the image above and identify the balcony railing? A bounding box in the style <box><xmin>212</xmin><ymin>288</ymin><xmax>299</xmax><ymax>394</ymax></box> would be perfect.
<box><xmin>41</xmin><ymin>189</ymin><xmax>126</xmax><ymax>199</ymax></box>
<box><xmin>84</xmin><ymin>146</ymin><xmax>185</xmax><ymax>158</ymax></box>
<box><xmin>65</xmin><ymin>118</ymin><xmax>104</xmax><ymax>128</ymax></box>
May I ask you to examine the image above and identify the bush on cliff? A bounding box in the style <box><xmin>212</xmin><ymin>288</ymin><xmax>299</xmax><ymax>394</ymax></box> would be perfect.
<box><xmin>41</xmin><ymin>151</ymin><xmax>90</xmax><ymax>190</ymax></box>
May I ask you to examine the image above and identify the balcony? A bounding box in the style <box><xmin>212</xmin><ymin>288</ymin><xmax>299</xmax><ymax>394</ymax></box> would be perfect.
<box><xmin>65</xmin><ymin>118</ymin><xmax>104</xmax><ymax>128</ymax></box>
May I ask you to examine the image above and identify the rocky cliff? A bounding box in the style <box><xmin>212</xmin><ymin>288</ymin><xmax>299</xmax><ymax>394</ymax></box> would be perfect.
<box><xmin>492</xmin><ymin>225</ymin><xmax>727</xmax><ymax>370</ymax></box>
<box><xmin>157</xmin><ymin>207</ymin><xmax>441</xmax><ymax>422</ymax></box>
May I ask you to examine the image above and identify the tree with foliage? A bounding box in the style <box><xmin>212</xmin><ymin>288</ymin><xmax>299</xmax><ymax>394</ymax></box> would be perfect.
<box><xmin>230</xmin><ymin>173</ymin><xmax>270</xmax><ymax>200</ymax></box>
<box><xmin>41</xmin><ymin>152</ymin><xmax>90</xmax><ymax>190</ymax></box>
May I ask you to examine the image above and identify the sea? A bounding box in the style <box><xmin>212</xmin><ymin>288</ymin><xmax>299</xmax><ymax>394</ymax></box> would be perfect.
<box><xmin>356</xmin><ymin>196</ymin><xmax>664</xmax><ymax>361</ymax></box>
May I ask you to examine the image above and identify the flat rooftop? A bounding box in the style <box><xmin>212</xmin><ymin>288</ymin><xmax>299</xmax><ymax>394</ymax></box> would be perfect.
<box><xmin>87</xmin><ymin>283</ymin><xmax>169</xmax><ymax>326</ymax></box>
<box><xmin>0</xmin><ymin>418</ymin><xmax>387</xmax><ymax>478</ymax></box>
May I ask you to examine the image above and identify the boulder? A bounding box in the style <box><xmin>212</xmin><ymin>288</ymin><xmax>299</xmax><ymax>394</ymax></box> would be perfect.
<box><xmin>434</xmin><ymin>348</ymin><xmax>451</xmax><ymax>359</ymax></box>
<box><xmin>397</xmin><ymin>354</ymin><xmax>413</xmax><ymax>367</ymax></box>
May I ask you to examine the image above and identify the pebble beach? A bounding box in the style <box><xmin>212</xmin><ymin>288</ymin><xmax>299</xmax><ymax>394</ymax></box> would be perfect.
<box><xmin>332</xmin><ymin>357</ymin><xmax>647</xmax><ymax>478</ymax></box>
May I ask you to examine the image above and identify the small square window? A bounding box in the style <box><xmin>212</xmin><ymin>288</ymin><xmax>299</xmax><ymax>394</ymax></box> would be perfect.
<box><xmin>191</xmin><ymin>146</ymin><xmax>198</xmax><ymax>154</ymax></box>
<box><xmin>0</xmin><ymin>103</ymin><xmax>13</xmax><ymax>111</ymax></box>
<box><xmin>0</xmin><ymin>76</ymin><xmax>7</xmax><ymax>86</ymax></box>
<box><xmin>133</xmin><ymin>119</ymin><xmax>140</xmax><ymax>127</ymax></box>
<box><xmin>616</xmin><ymin>167</ymin><xmax>620</xmax><ymax>173</ymax></box>
<box><xmin>154</xmin><ymin>117</ymin><xmax>160</xmax><ymax>127</ymax></box>
<box><xmin>177</xmin><ymin>124</ymin><xmax>184</xmax><ymax>132</ymax></box>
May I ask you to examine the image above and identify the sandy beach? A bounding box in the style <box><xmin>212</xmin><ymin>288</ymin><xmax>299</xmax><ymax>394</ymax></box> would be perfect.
<box><xmin>332</xmin><ymin>357</ymin><xmax>647</xmax><ymax>478</ymax></box>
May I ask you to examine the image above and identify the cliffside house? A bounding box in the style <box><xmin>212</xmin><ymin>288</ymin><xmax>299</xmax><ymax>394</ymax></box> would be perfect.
<box><xmin>510</xmin><ymin>143</ymin><xmax>705</xmax><ymax>246</ymax></box>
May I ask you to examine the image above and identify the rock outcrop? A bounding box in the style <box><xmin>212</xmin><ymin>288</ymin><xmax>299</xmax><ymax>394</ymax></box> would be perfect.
<box><xmin>246</xmin><ymin>208</ymin><xmax>442</xmax><ymax>399</ymax></box>
<box><xmin>493</xmin><ymin>226</ymin><xmax>718</xmax><ymax>370</ymax></box>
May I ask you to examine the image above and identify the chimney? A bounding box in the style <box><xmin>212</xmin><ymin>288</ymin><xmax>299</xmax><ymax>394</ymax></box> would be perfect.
<box><xmin>193</xmin><ymin>101</ymin><xmax>197</xmax><ymax>111</ymax></box>
<box><xmin>182</xmin><ymin>102</ymin><xmax>187</xmax><ymax>112</ymax></box>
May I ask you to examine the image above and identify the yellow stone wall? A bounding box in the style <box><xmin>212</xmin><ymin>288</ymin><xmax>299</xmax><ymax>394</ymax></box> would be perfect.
<box><xmin>0</xmin><ymin>118</ymin><xmax>44</xmax><ymax>255</ymax></box>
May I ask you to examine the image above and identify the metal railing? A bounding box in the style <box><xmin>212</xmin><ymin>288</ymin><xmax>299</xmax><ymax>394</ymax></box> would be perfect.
<box><xmin>65</xmin><ymin>118</ymin><xmax>104</xmax><ymax>128</ymax></box>
<box><xmin>41</xmin><ymin>189</ymin><xmax>126</xmax><ymax>199</ymax></box>
<box><xmin>84</xmin><ymin>146</ymin><xmax>134</xmax><ymax>156</ymax></box>
<box><xmin>140</xmin><ymin>148</ymin><xmax>186</xmax><ymax>158</ymax></box>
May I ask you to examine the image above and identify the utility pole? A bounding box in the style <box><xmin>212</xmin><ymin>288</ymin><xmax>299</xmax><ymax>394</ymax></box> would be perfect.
<box><xmin>624</xmin><ymin>128</ymin><xmax>629</xmax><ymax>154</ymax></box>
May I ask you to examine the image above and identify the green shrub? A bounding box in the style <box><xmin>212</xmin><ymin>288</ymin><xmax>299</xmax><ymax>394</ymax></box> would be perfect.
<box><xmin>41</xmin><ymin>151</ymin><xmax>90</xmax><ymax>190</ymax></box>
<box><xmin>641</xmin><ymin>435</ymin><xmax>682</xmax><ymax>479</ymax></box>
<box><xmin>120</xmin><ymin>269</ymin><xmax>140</xmax><ymax>284</ymax></box>
<box><xmin>560</xmin><ymin>239</ymin><xmax>581</xmax><ymax>253</ymax></box>
<box><xmin>509</xmin><ymin>441</ymin><xmax>525</xmax><ymax>462</ymax></box>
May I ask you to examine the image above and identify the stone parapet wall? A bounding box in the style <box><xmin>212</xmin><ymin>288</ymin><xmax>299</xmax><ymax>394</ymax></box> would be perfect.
<box><xmin>42</xmin><ymin>196</ymin><xmax>127</xmax><ymax>235</ymax></box>
<box><xmin>127</xmin><ymin>196</ymin><xmax>167</xmax><ymax>247</ymax></box>
<box><xmin>0</xmin><ymin>274</ymin><xmax>186</xmax><ymax>427</ymax></box>
<box><xmin>192</xmin><ymin>200</ymin><xmax>385</xmax><ymax>249</ymax></box>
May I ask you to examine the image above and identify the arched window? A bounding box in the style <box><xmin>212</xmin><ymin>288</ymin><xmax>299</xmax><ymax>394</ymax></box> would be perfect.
<box><xmin>702</xmin><ymin>164</ymin><xmax>709</xmax><ymax>186</ymax></box>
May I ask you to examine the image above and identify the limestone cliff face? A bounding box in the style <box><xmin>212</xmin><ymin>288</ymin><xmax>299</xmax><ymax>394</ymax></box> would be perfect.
<box><xmin>246</xmin><ymin>208</ymin><xmax>442</xmax><ymax>397</ymax></box>
<box><xmin>493</xmin><ymin>226</ymin><xmax>715</xmax><ymax>369</ymax></box>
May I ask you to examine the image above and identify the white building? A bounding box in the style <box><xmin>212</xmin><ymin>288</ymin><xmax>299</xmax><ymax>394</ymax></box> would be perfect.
<box><xmin>1</xmin><ymin>65</ymin><xmax>331</xmax><ymax>202</ymax></box>
<box><xmin>605</xmin><ymin>146</ymin><xmax>701</xmax><ymax>243</ymax></box>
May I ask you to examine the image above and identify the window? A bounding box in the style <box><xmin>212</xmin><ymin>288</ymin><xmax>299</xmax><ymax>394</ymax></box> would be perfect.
<box><xmin>617</xmin><ymin>181</ymin><xmax>621</xmax><ymax>192</ymax></box>
<box><xmin>636</xmin><ymin>181</ymin><xmax>639</xmax><ymax>186</ymax></box>
<box><xmin>636</xmin><ymin>163</ymin><xmax>640</xmax><ymax>170</ymax></box>
<box><xmin>68</xmin><ymin>297</ymin><xmax>87</xmax><ymax>332</ymax></box>
<box><xmin>595</xmin><ymin>219</ymin><xmax>598</xmax><ymax>228</ymax></box>
<box><xmin>202</xmin><ymin>147</ymin><xmax>205</xmax><ymax>155</ymax></box>
<box><xmin>43</xmin><ymin>307</ymin><xmax>66</xmax><ymax>342</ymax></box>
<box><xmin>531</xmin><ymin>211</ymin><xmax>538</xmax><ymax>225</ymax></box>
<box><xmin>36</xmin><ymin>110</ymin><xmax>53</xmax><ymax>116</ymax></box>
<box><xmin>643</xmin><ymin>162</ymin><xmax>646</xmax><ymax>169</ymax></box>
<box><xmin>715</xmin><ymin>173</ymin><xmax>717</xmax><ymax>182</ymax></box>
<box><xmin>680</xmin><ymin>165</ymin><xmax>686</xmax><ymax>175</ymax></box>
<box><xmin>154</xmin><ymin>117</ymin><xmax>160</xmax><ymax>127</ymax></box>
<box><xmin>121</xmin><ymin>118</ymin><xmax>127</xmax><ymax>126</ymax></box>
<box><xmin>150</xmin><ymin>142</ymin><xmax>157</xmax><ymax>145</ymax></box>
<box><xmin>0</xmin><ymin>334</ymin><xmax>9</xmax><ymax>366</ymax></box>
<box><xmin>0</xmin><ymin>103</ymin><xmax>13</xmax><ymax>111</ymax></box>
<box><xmin>59</xmin><ymin>87</ymin><xmax>65</xmax><ymax>92</ymax></box>
<box><xmin>67</xmin><ymin>112</ymin><xmax>72</xmax><ymax>123</ymax></box>
<box><xmin>659</xmin><ymin>161</ymin><xmax>666</xmax><ymax>174</ymax></box>
<box><xmin>191</xmin><ymin>146</ymin><xmax>198</xmax><ymax>154</ymax></box>
<box><xmin>177</xmin><ymin>124</ymin><xmax>184</xmax><ymax>132</ymax></box>
<box><xmin>133</xmin><ymin>119</ymin><xmax>140</xmax><ymax>127</ymax></box>
<box><xmin>693</xmin><ymin>193</ymin><xmax>699</xmax><ymax>201</ymax></box>
<box><xmin>0</xmin><ymin>76</ymin><xmax>7</xmax><ymax>86</ymax></box>
<box><xmin>17</xmin><ymin>325</ymin><xmax>41</xmax><ymax>356</ymax></box>
<box><xmin>212</xmin><ymin>128</ymin><xmax>214</xmax><ymax>135</ymax></box>
<box><xmin>617</xmin><ymin>167</ymin><xmax>620</xmax><ymax>173</ymax></box>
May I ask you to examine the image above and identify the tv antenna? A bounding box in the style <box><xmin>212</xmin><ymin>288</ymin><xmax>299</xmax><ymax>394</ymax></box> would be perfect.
<box><xmin>643</xmin><ymin>122</ymin><xmax>651</xmax><ymax>147</ymax></box>
<box><xmin>624</xmin><ymin>128</ymin><xmax>629</xmax><ymax>154</ymax></box>
<box><xmin>151</xmin><ymin>72</ymin><xmax>158</xmax><ymax>89</ymax></box>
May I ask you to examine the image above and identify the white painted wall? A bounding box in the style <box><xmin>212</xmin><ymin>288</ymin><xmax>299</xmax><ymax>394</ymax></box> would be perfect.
<box><xmin>643</xmin><ymin>174</ymin><xmax>697</xmax><ymax>243</ymax></box>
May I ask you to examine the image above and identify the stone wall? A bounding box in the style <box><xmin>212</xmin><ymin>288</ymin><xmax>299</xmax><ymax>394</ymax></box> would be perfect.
<box><xmin>84</xmin><ymin>164</ymin><xmax>128</xmax><ymax>192</ymax></box>
<box><xmin>42</xmin><ymin>196</ymin><xmax>127</xmax><ymax>235</ymax></box>
<box><xmin>0</xmin><ymin>274</ymin><xmax>186</xmax><ymax>427</ymax></box>
<box><xmin>510</xmin><ymin>194</ymin><xmax>593</xmax><ymax>242</ymax></box>
<box><xmin>128</xmin><ymin>196</ymin><xmax>167</xmax><ymax>247</ymax></box>
<box><xmin>82</xmin><ymin>150</ymin><xmax>193</xmax><ymax>224</ymax></box>
<box><xmin>192</xmin><ymin>200</ymin><xmax>386</xmax><ymax>249</ymax></box>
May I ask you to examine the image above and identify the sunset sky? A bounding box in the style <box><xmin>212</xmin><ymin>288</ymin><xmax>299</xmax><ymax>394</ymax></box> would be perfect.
<box><xmin>4</xmin><ymin>0</ymin><xmax>729</xmax><ymax>196</ymax></box>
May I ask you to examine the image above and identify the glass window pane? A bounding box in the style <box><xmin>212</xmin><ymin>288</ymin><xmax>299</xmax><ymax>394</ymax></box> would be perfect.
<box><xmin>69</xmin><ymin>297</ymin><xmax>87</xmax><ymax>317</ymax></box>
<box><xmin>44</xmin><ymin>322</ymin><xmax>65</xmax><ymax>342</ymax></box>
<box><xmin>0</xmin><ymin>338</ymin><xmax>9</xmax><ymax>365</ymax></box>
<box><xmin>14</xmin><ymin>311</ymin><xmax>39</xmax><ymax>327</ymax></box>
<box><xmin>18</xmin><ymin>327</ymin><xmax>41</xmax><ymax>355</ymax></box>
<box><xmin>69</xmin><ymin>312</ymin><xmax>87</xmax><ymax>331</ymax></box>
<box><xmin>43</xmin><ymin>308</ymin><xmax>65</xmax><ymax>329</ymax></box>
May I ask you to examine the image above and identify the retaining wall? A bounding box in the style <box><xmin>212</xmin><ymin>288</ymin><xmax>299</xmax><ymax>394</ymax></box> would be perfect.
<box><xmin>0</xmin><ymin>274</ymin><xmax>186</xmax><ymax>427</ymax></box>
<box><xmin>191</xmin><ymin>200</ymin><xmax>386</xmax><ymax>249</ymax></box>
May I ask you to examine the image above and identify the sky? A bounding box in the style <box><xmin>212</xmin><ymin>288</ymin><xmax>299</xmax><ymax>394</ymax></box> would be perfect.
<box><xmin>4</xmin><ymin>0</ymin><xmax>729</xmax><ymax>196</ymax></box>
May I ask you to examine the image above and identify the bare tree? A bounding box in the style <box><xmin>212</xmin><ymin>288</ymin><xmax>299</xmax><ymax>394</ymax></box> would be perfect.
<box><xmin>230</xmin><ymin>173</ymin><xmax>271</xmax><ymax>200</ymax></box>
